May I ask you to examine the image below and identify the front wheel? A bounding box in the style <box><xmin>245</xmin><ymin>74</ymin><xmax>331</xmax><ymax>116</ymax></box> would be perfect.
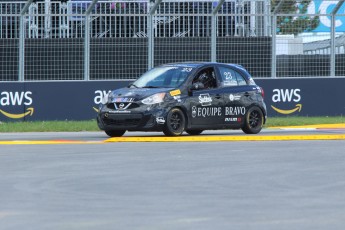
<box><xmin>241</xmin><ymin>106</ymin><xmax>263</xmax><ymax>134</ymax></box>
<box><xmin>163</xmin><ymin>108</ymin><xmax>185</xmax><ymax>136</ymax></box>
<box><xmin>105</xmin><ymin>130</ymin><xmax>126</xmax><ymax>137</ymax></box>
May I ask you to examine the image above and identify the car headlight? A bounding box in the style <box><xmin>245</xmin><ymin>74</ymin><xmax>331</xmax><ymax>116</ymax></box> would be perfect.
<box><xmin>141</xmin><ymin>93</ymin><xmax>166</xmax><ymax>105</ymax></box>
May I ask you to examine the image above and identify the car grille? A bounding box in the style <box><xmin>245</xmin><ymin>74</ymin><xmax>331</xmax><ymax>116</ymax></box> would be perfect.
<box><xmin>107</xmin><ymin>103</ymin><xmax>139</xmax><ymax>110</ymax></box>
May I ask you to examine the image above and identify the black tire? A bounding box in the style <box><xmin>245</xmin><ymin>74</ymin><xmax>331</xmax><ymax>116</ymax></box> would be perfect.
<box><xmin>185</xmin><ymin>130</ymin><xmax>203</xmax><ymax>135</ymax></box>
<box><xmin>163</xmin><ymin>108</ymin><xmax>185</xmax><ymax>136</ymax></box>
<box><xmin>105</xmin><ymin>130</ymin><xmax>126</xmax><ymax>137</ymax></box>
<box><xmin>241</xmin><ymin>106</ymin><xmax>263</xmax><ymax>134</ymax></box>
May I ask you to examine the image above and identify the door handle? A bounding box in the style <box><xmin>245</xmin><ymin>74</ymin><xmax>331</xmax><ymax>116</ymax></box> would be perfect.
<box><xmin>215</xmin><ymin>94</ymin><xmax>222</xmax><ymax>99</ymax></box>
<box><xmin>244</xmin><ymin>92</ymin><xmax>251</xmax><ymax>97</ymax></box>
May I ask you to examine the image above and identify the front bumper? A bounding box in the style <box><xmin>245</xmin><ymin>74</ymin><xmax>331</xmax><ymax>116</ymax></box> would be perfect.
<box><xmin>97</xmin><ymin>104</ymin><xmax>167</xmax><ymax>131</ymax></box>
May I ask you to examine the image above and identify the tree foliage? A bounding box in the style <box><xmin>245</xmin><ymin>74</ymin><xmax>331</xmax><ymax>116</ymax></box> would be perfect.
<box><xmin>272</xmin><ymin>0</ymin><xmax>319</xmax><ymax>35</ymax></box>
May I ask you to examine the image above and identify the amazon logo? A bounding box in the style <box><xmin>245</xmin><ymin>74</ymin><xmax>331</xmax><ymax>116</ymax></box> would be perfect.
<box><xmin>271</xmin><ymin>89</ymin><xmax>302</xmax><ymax>115</ymax></box>
<box><xmin>0</xmin><ymin>91</ymin><xmax>35</xmax><ymax>119</ymax></box>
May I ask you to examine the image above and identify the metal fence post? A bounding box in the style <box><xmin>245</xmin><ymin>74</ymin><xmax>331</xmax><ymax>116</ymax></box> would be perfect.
<box><xmin>271</xmin><ymin>15</ymin><xmax>276</xmax><ymax>78</ymax></box>
<box><xmin>211</xmin><ymin>0</ymin><xmax>225</xmax><ymax>62</ymax></box>
<box><xmin>148</xmin><ymin>0</ymin><xmax>162</xmax><ymax>70</ymax></box>
<box><xmin>84</xmin><ymin>0</ymin><xmax>98</xmax><ymax>81</ymax></box>
<box><xmin>264</xmin><ymin>0</ymin><xmax>270</xmax><ymax>36</ymax></box>
<box><xmin>19</xmin><ymin>0</ymin><xmax>34</xmax><ymax>81</ymax></box>
<box><xmin>44</xmin><ymin>0</ymin><xmax>51</xmax><ymax>38</ymax></box>
<box><xmin>331</xmin><ymin>14</ymin><xmax>336</xmax><ymax>77</ymax></box>
<box><xmin>271</xmin><ymin>0</ymin><xmax>284</xmax><ymax>79</ymax></box>
<box><xmin>84</xmin><ymin>15</ymin><xmax>90</xmax><ymax>81</ymax></box>
<box><xmin>19</xmin><ymin>15</ymin><xmax>25</xmax><ymax>82</ymax></box>
<box><xmin>330</xmin><ymin>0</ymin><xmax>344</xmax><ymax>77</ymax></box>
<box><xmin>211</xmin><ymin>15</ymin><xmax>216</xmax><ymax>62</ymax></box>
<box><xmin>147</xmin><ymin>13</ymin><xmax>153</xmax><ymax>69</ymax></box>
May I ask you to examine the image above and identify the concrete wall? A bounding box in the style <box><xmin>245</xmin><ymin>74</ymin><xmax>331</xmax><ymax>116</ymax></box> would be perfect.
<box><xmin>1</xmin><ymin>78</ymin><xmax>345</xmax><ymax>121</ymax></box>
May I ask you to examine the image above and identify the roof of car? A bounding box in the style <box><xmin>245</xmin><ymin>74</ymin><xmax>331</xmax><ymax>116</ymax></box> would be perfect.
<box><xmin>161</xmin><ymin>62</ymin><xmax>245</xmax><ymax>69</ymax></box>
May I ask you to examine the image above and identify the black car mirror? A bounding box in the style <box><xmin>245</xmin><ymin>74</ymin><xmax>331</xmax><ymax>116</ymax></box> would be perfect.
<box><xmin>191</xmin><ymin>82</ymin><xmax>205</xmax><ymax>90</ymax></box>
<box><xmin>188</xmin><ymin>82</ymin><xmax>204</xmax><ymax>96</ymax></box>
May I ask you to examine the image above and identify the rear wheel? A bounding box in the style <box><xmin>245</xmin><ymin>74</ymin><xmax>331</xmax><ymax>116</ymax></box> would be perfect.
<box><xmin>105</xmin><ymin>130</ymin><xmax>126</xmax><ymax>137</ymax></box>
<box><xmin>241</xmin><ymin>106</ymin><xmax>263</xmax><ymax>134</ymax></box>
<box><xmin>163</xmin><ymin>108</ymin><xmax>185</xmax><ymax>136</ymax></box>
<box><xmin>186</xmin><ymin>130</ymin><xmax>203</xmax><ymax>135</ymax></box>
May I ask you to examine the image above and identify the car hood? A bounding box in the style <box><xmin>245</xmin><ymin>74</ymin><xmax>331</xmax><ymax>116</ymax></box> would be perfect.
<box><xmin>111</xmin><ymin>87</ymin><xmax>175</xmax><ymax>101</ymax></box>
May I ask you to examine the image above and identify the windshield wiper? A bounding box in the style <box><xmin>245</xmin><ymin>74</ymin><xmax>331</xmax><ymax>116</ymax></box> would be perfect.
<box><xmin>128</xmin><ymin>83</ymin><xmax>138</xmax><ymax>88</ymax></box>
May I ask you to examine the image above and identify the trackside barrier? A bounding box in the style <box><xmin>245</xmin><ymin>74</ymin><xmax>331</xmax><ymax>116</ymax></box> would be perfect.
<box><xmin>0</xmin><ymin>78</ymin><xmax>345</xmax><ymax>121</ymax></box>
<box><xmin>1</xmin><ymin>1</ymin><xmax>345</xmax><ymax>81</ymax></box>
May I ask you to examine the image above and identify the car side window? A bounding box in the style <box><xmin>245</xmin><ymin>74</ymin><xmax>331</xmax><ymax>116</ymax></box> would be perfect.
<box><xmin>237</xmin><ymin>73</ymin><xmax>247</xmax><ymax>86</ymax></box>
<box><xmin>192</xmin><ymin>67</ymin><xmax>217</xmax><ymax>89</ymax></box>
<box><xmin>219</xmin><ymin>66</ymin><xmax>247</xmax><ymax>87</ymax></box>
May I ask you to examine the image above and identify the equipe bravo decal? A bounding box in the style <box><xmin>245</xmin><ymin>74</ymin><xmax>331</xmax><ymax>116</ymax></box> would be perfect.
<box><xmin>191</xmin><ymin>106</ymin><xmax>245</xmax><ymax>118</ymax></box>
<box><xmin>225</xmin><ymin>106</ymin><xmax>246</xmax><ymax>115</ymax></box>
<box><xmin>192</xmin><ymin>106</ymin><xmax>222</xmax><ymax>118</ymax></box>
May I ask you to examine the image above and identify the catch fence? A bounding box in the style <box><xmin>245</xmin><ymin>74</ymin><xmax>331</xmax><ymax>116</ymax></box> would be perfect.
<box><xmin>0</xmin><ymin>0</ymin><xmax>344</xmax><ymax>81</ymax></box>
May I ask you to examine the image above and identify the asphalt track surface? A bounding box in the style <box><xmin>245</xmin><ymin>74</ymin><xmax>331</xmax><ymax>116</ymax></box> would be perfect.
<box><xmin>0</xmin><ymin>124</ymin><xmax>345</xmax><ymax>143</ymax></box>
<box><xmin>0</xmin><ymin>126</ymin><xmax>345</xmax><ymax>230</ymax></box>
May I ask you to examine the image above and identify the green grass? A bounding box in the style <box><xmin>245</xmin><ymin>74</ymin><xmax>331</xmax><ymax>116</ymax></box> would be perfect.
<box><xmin>0</xmin><ymin>120</ymin><xmax>99</xmax><ymax>132</ymax></box>
<box><xmin>0</xmin><ymin>116</ymin><xmax>344</xmax><ymax>132</ymax></box>
<box><xmin>265</xmin><ymin>116</ymin><xmax>345</xmax><ymax>127</ymax></box>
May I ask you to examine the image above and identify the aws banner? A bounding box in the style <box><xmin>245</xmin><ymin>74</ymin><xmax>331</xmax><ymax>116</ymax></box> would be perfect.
<box><xmin>1</xmin><ymin>78</ymin><xmax>345</xmax><ymax>121</ymax></box>
<box><xmin>257</xmin><ymin>78</ymin><xmax>345</xmax><ymax>117</ymax></box>
<box><xmin>0</xmin><ymin>81</ymin><xmax>130</xmax><ymax>122</ymax></box>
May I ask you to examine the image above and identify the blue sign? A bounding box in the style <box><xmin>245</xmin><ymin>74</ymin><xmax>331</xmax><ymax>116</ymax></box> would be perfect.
<box><xmin>1</xmin><ymin>79</ymin><xmax>345</xmax><ymax>121</ymax></box>
<box><xmin>309</xmin><ymin>1</ymin><xmax>345</xmax><ymax>32</ymax></box>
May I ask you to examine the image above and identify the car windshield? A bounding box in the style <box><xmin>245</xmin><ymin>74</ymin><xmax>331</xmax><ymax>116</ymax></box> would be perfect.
<box><xmin>132</xmin><ymin>66</ymin><xmax>194</xmax><ymax>88</ymax></box>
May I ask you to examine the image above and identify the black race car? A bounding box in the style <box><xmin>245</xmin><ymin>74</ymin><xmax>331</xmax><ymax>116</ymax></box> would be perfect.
<box><xmin>97</xmin><ymin>62</ymin><xmax>267</xmax><ymax>137</ymax></box>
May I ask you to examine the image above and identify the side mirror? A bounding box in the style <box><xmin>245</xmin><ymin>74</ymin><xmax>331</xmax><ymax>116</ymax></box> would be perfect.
<box><xmin>191</xmin><ymin>82</ymin><xmax>205</xmax><ymax>90</ymax></box>
<box><xmin>188</xmin><ymin>82</ymin><xmax>205</xmax><ymax>96</ymax></box>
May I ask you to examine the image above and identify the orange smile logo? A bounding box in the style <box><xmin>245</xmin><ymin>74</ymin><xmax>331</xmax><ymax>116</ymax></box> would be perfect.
<box><xmin>271</xmin><ymin>104</ymin><xmax>302</xmax><ymax>115</ymax></box>
<box><xmin>0</xmin><ymin>107</ymin><xmax>34</xmax><ymax>119</ymax></box>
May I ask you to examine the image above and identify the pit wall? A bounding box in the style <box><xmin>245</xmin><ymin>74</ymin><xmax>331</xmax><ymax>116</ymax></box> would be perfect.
<box><xmin>1</xmin><ymin>78</ymin><xmax>344</xmax><ymax>121</ymax></box>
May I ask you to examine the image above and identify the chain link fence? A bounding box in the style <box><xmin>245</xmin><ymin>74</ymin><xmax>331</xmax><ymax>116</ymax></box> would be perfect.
<box><xmin>0</xmin><ymin>0</ymin><xmax>344</xmax><ymax>81</ymax></box>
